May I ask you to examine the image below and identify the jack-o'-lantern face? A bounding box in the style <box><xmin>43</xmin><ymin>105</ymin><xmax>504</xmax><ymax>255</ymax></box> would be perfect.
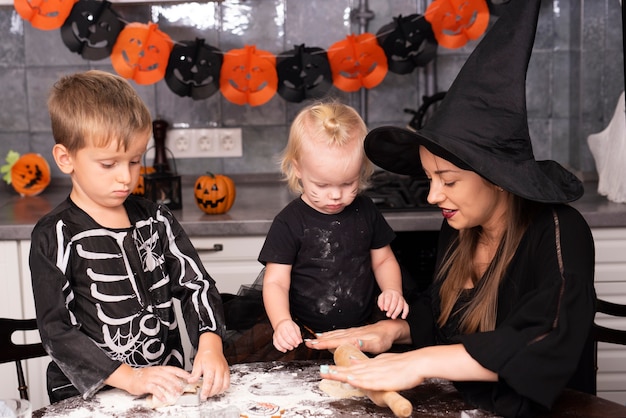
<box><xmin>276</xmin><ymin>44</ymin><xmax>332</xmax><ymax>103</ymax></box>
<box><xmin>220</xmin><ymin>45</ymin><xmax>277</xmax><ymax>106</ymax></box>
<box><xmin>425</xmin><ymin>0</ymin><xmax>489</xmax><ymax>49</ymax></box>
<box><xmin>60</xmin><ymin>0</ymin><xmax>124</xmax><ymax>61</ymax></box>
<box><xmin>194</xmin><ymin>173</ymin><xmax>236</xmax><ymax>215</ymax></box>
<box><xmin>14</xmin><ymin>0</ymin><xmax>77</xmax><ymax>30</ymax></box>
<box><xmin>328</xmin><ymin>33</ymin><xmax>388</xmax><ymax>92</ymax></box>
<box><xmin>111</xmin><ymin>22</ymin><xmax>172</xmax><ymax>85</ymax></box>
<box><xmin>10</xmin><ymin>153</ymin><xmax>51</xmax><ymax>197</ymax></box>
<box><xmin>377</xmin><ymin>14</ymin><xmax>437</xmax><ymax>74</ymax></box>
<box><xmin>165</xmin><ymin>38</ymin><xmax>223</xmax><ymax>100</ymax></box>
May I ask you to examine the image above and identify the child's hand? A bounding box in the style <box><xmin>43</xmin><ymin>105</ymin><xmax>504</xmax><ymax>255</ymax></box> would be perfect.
<box><xmin>273</xmin><ymin>318</ymin><xmax>303</xmax><ymax>352</ymax></box>
<box><xmin>189</xmin><ymin>347</ymin><xmax>230</xmax><ymax>400</ymax></box>
<box><xmin>377</xmin><ymin>289</ymin><xmax>409</xmax><ymax>319</ymax></box>
<box><xmin>128</xmin><ymin>365</ymin><xmax>190</xmax><ymax>404</ymax></box>
<box><xmin>189</xmin><ymin>333</ymin><xmax>230</xmax><ymax>400</ymax></box>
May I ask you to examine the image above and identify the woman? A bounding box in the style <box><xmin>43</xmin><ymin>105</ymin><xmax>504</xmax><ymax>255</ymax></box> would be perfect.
<box><xmin>307</xmin><ymin>0</ymin><xmax>596</xmax><ymax>416</ymax></box>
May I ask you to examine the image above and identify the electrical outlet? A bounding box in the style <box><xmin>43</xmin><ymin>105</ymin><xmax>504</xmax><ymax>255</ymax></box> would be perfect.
<box><xmin>147</xmin><ymin>128</ymin><xmax>243</xmax><ymax>159</ymax></box>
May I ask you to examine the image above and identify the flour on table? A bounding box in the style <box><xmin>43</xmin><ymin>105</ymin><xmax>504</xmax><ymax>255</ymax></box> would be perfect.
<box><xmin>318</xmin><ymin>379</ymin><xmax>365</xmax><ymax>398</ymax></box>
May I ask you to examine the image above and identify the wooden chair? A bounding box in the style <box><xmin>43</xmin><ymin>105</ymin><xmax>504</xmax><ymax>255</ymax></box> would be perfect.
<box><xmin>592</xmin><ymin>298</ymin><xmax>626</xmax><ymax>395</ymax></box>
<box><xmin>0</xmin><ymin>318</ymin><xmax>48</xmax><ymax>400</ymax></box>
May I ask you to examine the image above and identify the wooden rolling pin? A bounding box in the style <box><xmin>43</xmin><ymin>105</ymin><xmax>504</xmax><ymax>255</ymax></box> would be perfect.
<box><xmin>333</xmin><ymin>344</ymin><xmax>413</xmax><ymax>418</ymax></box>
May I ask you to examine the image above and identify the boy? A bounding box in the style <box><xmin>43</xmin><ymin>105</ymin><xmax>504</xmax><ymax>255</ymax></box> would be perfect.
<box><xmin>30</xmin><ymin>70</ymin><xmax>229</xmax><ymax>405</ymax></box>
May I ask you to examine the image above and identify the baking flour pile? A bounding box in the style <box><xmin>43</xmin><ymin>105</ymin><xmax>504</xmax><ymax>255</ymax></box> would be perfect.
<box><xmin>37</xmin><ymin>362</ymin><xmax>364</xmax><ymax>418</ymax></box>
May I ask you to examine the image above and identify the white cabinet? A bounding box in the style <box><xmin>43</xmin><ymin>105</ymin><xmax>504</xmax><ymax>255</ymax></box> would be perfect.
<box><xmin>592</xmin><ymin>227</ymin><xmax>626</xmax><ymax>405</ymax></box>
<box><xmin>190</xmin><ymin>236</ymin><xmax>265</xmax><ymax>295</ymax></box>
<box><xmin>0</xmin><ymin>240</ymin><xmax>50</xmax><ymax>411</ymax></box>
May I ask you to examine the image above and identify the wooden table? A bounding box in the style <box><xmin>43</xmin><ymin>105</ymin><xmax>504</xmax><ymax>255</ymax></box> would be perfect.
<box><xmin>33</xmin><ymin>361</ymin><xmax>626</xmax><ymax>418</ymax></box>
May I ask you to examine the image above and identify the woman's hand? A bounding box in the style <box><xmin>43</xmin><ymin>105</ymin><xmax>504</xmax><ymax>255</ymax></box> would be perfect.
<box><xmin>189</xmin><ymin>333</ymin><xmax>230</xmax><ymax>400</ymax></box>
<box><xmin>377</xmin><ymin>289</ymin><xmax>409</xmax><ymax>319</ymax></box>
<box><xmin>305</xmin><ymin>319</ymin><xmax>409</xmax><ymax>354</ymax></box>
<box><xmin>320</xmin><ymin>350</ymin><xmax>426</xmax><ymax>393</ymax></box>
<box><xmin>273</xmin><ymin>318</ymin><xmax>303</xmax><ymax>352</ymax></box>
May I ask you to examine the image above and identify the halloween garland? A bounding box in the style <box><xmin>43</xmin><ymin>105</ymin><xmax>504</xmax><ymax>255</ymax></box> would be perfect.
<box><xmin>13</xmin><ymin>0</ymin><xmax>492</xmax><ymax>106</ymax></box>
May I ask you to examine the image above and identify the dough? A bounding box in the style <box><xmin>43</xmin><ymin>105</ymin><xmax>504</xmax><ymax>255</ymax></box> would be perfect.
<box><xmin>319</xmin><ymin>379</ymin><xmax>366</xmax><ymax>398</ymax></box>
<box><xmin>146</xmin><ymin>381</ymin><xmax>201</xmax><ymax>408</ymax></box>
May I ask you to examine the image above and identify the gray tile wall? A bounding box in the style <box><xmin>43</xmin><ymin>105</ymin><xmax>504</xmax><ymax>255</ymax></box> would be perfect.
<box><xmin>0</xmin><ymin>0</ymin><xmax>622</xmax><ymax>179</ymax></box>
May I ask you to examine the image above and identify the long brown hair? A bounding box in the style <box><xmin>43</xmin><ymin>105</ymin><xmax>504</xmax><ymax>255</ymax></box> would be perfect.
<box><xmin>437</xmin><ymin>193</ymin><xmax>541</xmax><ymax>333</ymax></box>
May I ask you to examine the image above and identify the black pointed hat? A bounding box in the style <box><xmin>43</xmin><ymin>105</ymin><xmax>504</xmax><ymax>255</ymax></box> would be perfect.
<box><xmin>364</xmin><ymin>0</ymin><xmax>583</xmax><ymax>203</ymax></box>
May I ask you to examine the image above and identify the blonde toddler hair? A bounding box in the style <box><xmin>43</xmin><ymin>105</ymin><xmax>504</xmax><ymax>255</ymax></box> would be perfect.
<box><xmin>281</xmin><ymin>101</ymin><xmax>373</xmax><ymax>194</ymax></box>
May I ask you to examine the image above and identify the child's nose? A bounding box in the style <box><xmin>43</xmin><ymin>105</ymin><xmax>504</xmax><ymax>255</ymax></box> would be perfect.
<box><xmin>117</xmin><ymin>165</ymin><xmax>132</xmax><ymax>185</ymax></box>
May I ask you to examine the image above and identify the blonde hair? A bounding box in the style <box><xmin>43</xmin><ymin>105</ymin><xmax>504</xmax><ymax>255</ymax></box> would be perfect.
<box><xmin>281</xmin><ymin>101</ymin><xmax>373</xmax><ymax>194</ymax></box>
<box><xmin>47</xmin><ymin>70</ymin><xmax>152</xmax><ymax>153</ymax></box>
<box><xmin>437</xmin><ymin>193</ymin><xmax>541</xmax><ymax>333</ymax></box>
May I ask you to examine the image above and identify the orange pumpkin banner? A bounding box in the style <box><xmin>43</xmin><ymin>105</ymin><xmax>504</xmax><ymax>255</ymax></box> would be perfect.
<box><xmin>328</xmin><ymin>33</ymin><xmax>388</xmax><ymax>92</ymax></box>
<box><xmin>425</xmin><ymin>0</ymin><xmax>490</xmax><ymax>49</ymax></box>
<box><xmin>14</xmin><ymin>0</ymin><xmax>77</xmax><ymax>30</ymax></box>
<box><xmin>111</xmin><ymin>22</ymin><xmax>173</xmax><ymax>85</ymax></box>
<box><xmin>220</xmin><ymin>45</ymin><xmax>277</xmax><ymax>106</ymax></box>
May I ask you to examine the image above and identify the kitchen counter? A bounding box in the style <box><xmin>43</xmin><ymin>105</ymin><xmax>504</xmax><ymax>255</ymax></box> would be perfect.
<box><xmin>1</xmin><ymin>176</ymin><xmax>626</xmax><ymax>240</ymax></box>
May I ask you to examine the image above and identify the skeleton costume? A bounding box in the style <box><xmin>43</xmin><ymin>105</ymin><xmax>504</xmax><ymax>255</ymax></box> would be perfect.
<box><xmin>30</xmin><ymin>195</ymin><xmax>226</xmax><ymax>401</ymax></box>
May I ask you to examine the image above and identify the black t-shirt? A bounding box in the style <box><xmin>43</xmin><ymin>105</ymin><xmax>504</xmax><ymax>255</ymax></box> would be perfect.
<box><xmin>259</xmin><ymin>195</ymin><xmax>395</xmax><ymax>332</ymax></box>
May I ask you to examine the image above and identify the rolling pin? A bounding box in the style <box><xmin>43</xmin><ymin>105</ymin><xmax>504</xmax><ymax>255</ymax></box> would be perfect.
<box><xmin>333</xmin><ymin>344</ymin><xmax>413</xmax><ymax>418</ymax></box>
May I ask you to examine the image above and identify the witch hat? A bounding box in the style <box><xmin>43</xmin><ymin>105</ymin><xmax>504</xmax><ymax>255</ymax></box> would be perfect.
<box><xmin>365</xmin><ymin>0</ymin><xmax>583</xmax><ymax>203</ymax></box>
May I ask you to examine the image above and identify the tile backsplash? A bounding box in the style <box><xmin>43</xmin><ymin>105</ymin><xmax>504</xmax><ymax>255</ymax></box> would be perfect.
<box><xmin>0</xmin><ymin>0</ymin><xmax>622</xmax><ymax>179</ymax></box>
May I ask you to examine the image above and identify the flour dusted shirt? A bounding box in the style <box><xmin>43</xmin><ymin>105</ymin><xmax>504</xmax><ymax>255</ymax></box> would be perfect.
<box><xmin>30</xmin><ymin>195</ymin><xmax>226</xmax><ymax>398</ymax></box>
<box><xmin>258</xmin><ymin>195</ymin><xmax>395</xmax><ymax>332</ymax></box>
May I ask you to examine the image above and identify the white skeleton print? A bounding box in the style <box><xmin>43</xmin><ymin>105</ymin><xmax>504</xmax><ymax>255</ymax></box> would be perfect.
<box><xmin>52</xmin><ymin>209</ymin><xmax>213</xmax><ymax>368</ymax></box>
<box><xmin>31</xmin><ymin>197</ymin><xmax>225</xmax><ymax>397</ymax></box>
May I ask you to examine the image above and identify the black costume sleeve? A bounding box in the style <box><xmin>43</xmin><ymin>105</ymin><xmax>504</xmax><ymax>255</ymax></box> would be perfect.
<box><xmin>30</xmin><ymin>211</ymin><xmax>121</xmax><ymax>398</ymax></box>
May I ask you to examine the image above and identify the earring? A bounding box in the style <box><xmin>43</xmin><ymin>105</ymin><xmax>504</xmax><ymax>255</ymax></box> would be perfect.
<box><xmin>497</xmin><ymin>186</ymin><xmax>504</xmax><ymax>192</ymax></box>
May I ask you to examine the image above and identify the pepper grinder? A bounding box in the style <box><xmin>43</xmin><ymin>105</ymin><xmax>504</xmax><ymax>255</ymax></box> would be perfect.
<box><xmin>143</xmin><ymin>119</ymin><xmax>182</xmax><ymax>209</ymax></box>
<box><xmin>152</xmin><ymin>118</ymin><xmax>170</xmax><ymax>173</ymax></box>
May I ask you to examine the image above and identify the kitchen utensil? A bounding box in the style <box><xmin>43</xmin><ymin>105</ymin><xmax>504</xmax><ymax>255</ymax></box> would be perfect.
<box><xmin>333</xmin><ymin>344</ymin><xmax>413</xmax><ymax>417</ymax></box>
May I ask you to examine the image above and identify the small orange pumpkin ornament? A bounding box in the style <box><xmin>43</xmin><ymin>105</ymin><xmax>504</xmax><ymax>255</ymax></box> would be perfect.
<box><xmin>328</xmin><ymin>33</ymin><xmax>388</xmax><ymax>92</ymax></box>
<box><xmin>425</xmin><ymin>0</ymin><xmax>490</xmax><ymax>49</ymax></box>
<box><xmin>14</xmin><ymin>0</ymin><xmax>77</xmax><ymax>30</ymax></box>
<box><xmin>220</xmin><ymin>45</ymin><xmax>277</xmax><ymax>106</ymax></box>
<box><xmin>1</xmin><ymin>151</ymin><xmax>51</xmax><ymax>196</ymax></box>
<box><xmin>111</xmin><ymin>22</ymin><xmax>173</xmax><ymax>85</ymax></box>
<box><xmin>132</xmin><ymin>166</ymin><xmax>156</xmax><ymax>196</ymax></box>
<box><xmin>194</xmin><ymin>172</ymin><xmax>236</xmax><ymax>215</ymax></box>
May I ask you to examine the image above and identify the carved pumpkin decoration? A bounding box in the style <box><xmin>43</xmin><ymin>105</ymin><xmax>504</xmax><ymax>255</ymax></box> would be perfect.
<box><xmin>14</xmin><ymin>0</ymin><xmax>77</xmax><ymax>30</ymax></box>
<box><xmin>425</xmin><ymin>0</ymin><xmax>490</xmax><ymax>49</ymax></box>
<box><xmin>132</xmin><ymin>165</ymin><xmax>155</xmax><ymax>196</ymax></box>
<box><xmin>220</xmin><ymin>45</ymin><xmax>277</xmax><ymax>106</ymax></box>
<box><xmin>194</xmin><ymin>172</ymin><xmax>236</xmax><ymax>215</ymax></box>
<box><xmin>1</xmin><ymin>152</ymin><xmax>51</xmax><ymax>197</ymax></box>
<box><xmin>376</xmin><ymin>14</ymin><xmax>437</xmax><ymax>75</ymax></box>
<box><xmin>276</xmin><ymin>44</ymin><xmax>332</xmax><ymax>103</ymax></box>
<box><xmin>111</xmin><ymin>22</ymin><xmax>173</xmax><ymax>85</ymax></box>
<box><xmin>165</xmin><ymin>38</ymin><xmax>223</xmax><ymax>100</ymax></box>
<box><xmin>328</xmin><ymin>33</ymin><xmax>388</xmax><ymax>92</ymax></box>
<box><xmin>60</xmin><ymin>0</ymin><xmax>125</xmax><ymax>61</ymax></box>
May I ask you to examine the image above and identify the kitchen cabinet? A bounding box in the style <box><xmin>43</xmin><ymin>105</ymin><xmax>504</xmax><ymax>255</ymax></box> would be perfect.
<box><xmin>190</xmin><ymin>236</ymin><xmax>265</xmax><ymax>295</ymax></box>
<box><xmin>0</xmin><ymin>240</ymin><xmax>50</xmax><ymax>411</ymax></box>
<box><xmin>592</xmin><ymin>227</ymin><xmax>626</xmax><ymax>405</ymax></box>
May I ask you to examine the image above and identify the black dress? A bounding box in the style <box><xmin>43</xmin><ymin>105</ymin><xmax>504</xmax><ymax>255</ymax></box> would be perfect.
<box><xmin>407</xmin><ymin>204</ymin><xmax>596</xmax><ymax>417</ymax></box>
